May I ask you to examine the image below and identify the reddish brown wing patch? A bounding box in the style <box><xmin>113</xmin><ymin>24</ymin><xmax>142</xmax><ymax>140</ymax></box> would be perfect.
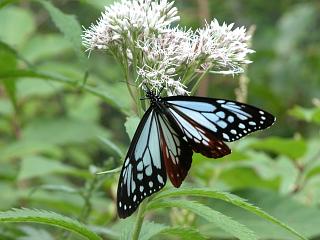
<box><xmin>188</xmin><ymin>124</ymin><xmax>231</xmax><ymax>158</ymax></box>
<box><xmin>158</xmin><ymin>115</ymin><xmax>193</xmax><ymax>187</ymax></box>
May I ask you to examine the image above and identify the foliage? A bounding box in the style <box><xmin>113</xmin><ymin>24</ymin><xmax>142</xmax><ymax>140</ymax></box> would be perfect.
<box><xmin>0</xmin><ymin>0</ymin><xmax>320</xmax><ymax>240</ymax></box>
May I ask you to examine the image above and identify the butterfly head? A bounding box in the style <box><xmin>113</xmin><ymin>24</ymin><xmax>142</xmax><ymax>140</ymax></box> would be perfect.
<box><xmin>141</xmin><ymin>85</ymin><xmax>163</xmax><ymax>106</ymax></box>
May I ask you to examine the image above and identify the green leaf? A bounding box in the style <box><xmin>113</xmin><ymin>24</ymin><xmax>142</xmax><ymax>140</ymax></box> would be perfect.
<box><xmin>0</xmin><ymin>208</ymin><xmax>102</xmax><ymax>240</ymax></box>
<box><xmin>139</xmin><ymin>221</ymin><xmax>206</xmax><ymax>240</ymax></box>
<box><xmin>0</xmin><ymin>70</ymin><xmax>126</xmax><ymax>113</ymax></box>
<box><xmin>125</xmin><ymin>115</ymin><xmax>140</xmax><ymax>140</ymax></box>
<box><xmin>289</xmin><ymin>106</ymin><xmax>320</xmax><ymax>124</ymax></box>
<box><xmin>148</xmin><ymin>199</ymin><xmax>257</xmax><ymax>240</ymax></box>
<box><xmin>21</xmin><ymin>34</ymin><xmax>70</xmax><ymax>63</ymax></box>
<box><xmin>22</xmin><ymin>117</ymin><xmax>108</xmax><ymax>145</ymax></box>
<box><xmin>158</xmin><ymin>226</ymin><xmax>206</xmax><ymax>240</ymax></box>
<box><xmin>0</xmin><ymin>0</ymin><xmax>19</xmax><ymax>8</ymax></box>
<box><xmin>275</xmin><ymin>3</ymin><xmax>317</xmax><ymax>56</ymax></box>
<box><xmin>0</xmin><ymin>6</ymin><xmax>35</xmax><ymax>47</ymax></box>
<box><xmin>99</xmin><ymin>136</ymin><xmax>123</xmax><ymax>157</ymax></box>
<box><xmin>250</xmin><ymin>137</ymin><xmax>307</xmax><ymax>159</ymax></box>
<box><xmin>38</xmin><ymin>1</ymin><xmax>87</xmax><ymax>67</ymax></box>
<box><xmin>208</xmin><ymin>188</ymin><xmax>320</xmax><ymax>239</ymax></box>
<box><xmin>0</xmin><ymin>117</ymin><xmax>108</xmax><ymax>162</ymax></box>
<box><xmin>0</xmin><ymin>43</ymin><xmax>17</xmax><ymax>109</ymax></box>
<box><xmin>153</xmin><ymin>187</ymin><xmax>307</xmax><ymax>240</ymax></box>
<box><xmin>18</xmin><ymin>156</ymin><xmax>75</xmax><ymax>181</ymax></box>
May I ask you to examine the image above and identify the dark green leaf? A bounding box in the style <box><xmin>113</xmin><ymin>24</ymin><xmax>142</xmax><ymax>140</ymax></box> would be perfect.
<box><xmin>38</xmin><ymin>1</ymin><xmax>88</xmax><ymax>67</ymax></box>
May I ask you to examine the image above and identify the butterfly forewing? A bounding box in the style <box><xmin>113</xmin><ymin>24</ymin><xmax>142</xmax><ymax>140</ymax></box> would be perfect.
<box><xmin>157</xmin><ymin>114</ymin><xmax>193</xmax><ymax>187</ymax></box>
<box><xmin>165</xmin><ymin>96</ymin><xmax>275</xmax><ymax>142</ymax></box>
<box><xmin>164</xmin><ymin>104</ymin><xmax>231</xmax><ymax>158</ymax></box>
<box><xmin>117</xmin><ymin>109</ymin><xmax>167</xmax><ymax>218</ymax></box>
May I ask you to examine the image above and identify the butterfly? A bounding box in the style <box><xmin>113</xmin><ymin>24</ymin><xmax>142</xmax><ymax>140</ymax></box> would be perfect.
<box><xmin>117</xmin><ymin>89</ymin><xmax>275</xmax><ymax>218</ymax></box>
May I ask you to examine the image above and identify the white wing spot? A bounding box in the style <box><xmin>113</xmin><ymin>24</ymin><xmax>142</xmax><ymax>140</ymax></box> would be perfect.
<box><xmin>217</xmin><ymin>100</ymin><xmax>225</xmax><ymax>103</ymax></box>
<box><xmin>249</xmin><ymin>121</ymin><xmax>256</xmax><ymax>126</ymax></box>
<box><xmin>217</xmin><ymin>120</ymin><xmax>227</xmax><ymax>128</ymax></box>
<box><xmin>137</xmin><ymin>161</ymin><xmax>143</xmax><ymax>171</ymax></box>
<box><xmin>259</xmin><ymin>111</ymin><xmax>265</xmax><ymax>115</ymax></box>
<box><xmin>157</xmin><ymin>175</ymin><xmax>164</xmax><ymax>184</ymax></box>
<box><xmin>137</xmin><ymin>173</ymin><xmax>143</xmax><ymax>180</ymax></box>
<box><xmin>119</xmin><ymin>202</ymin><xmax>122</xmax><ymax>207</ymax></box>
<box><xmin>231</xmin><ymin>129</ymin><xmax>237</xmax><ymax>134</ymax></box>
<box><xmin>149</xmin><ymin>181</ymin><xmax>153</xmax><ymax>188</ymax></box>
<box><xmin>140</xmin><ymin>186</ymin><xmax>144</xmax><ymax>192</ymax></box>
<box><xmin>133</xmin><ymin>195</ymin><xmax>136</xmax><ymax>202</ymax></box>
<box><xmin>239</xmin><ymin>123</ymin><xmax>245</xmax><ymax>129</ymax></box>
<box><xmin>260</xmin><ymin>121</ymin><xmax>264</xmax><ymax>124</ymax></box>
<box><xmin>124</xmin><ymin>205</ymin><xmax>127</xmax><ymax>210</ymax></box>
<box><xmin>261</xmin><ymin>116</ymin><xmax>266</xmax><ymax>120</ymax></box>
<box><xmin>216</xmin><ymin>111</ymin><xmax>226</xmax><ymax>119</ymax></box>
<box><xmin>223</xmin><ymin>133</ymin><xmax>230</xmax><ymax>140</ymax></box>
<box><xmin>145</xmin><ymin>165</ymin><xmax>152</xmax><ymax>176</ymax></box>
<box><xmin>227</xmin><ymin>116</ymin><xmax>234</xmax><ymax>123</ymax></box>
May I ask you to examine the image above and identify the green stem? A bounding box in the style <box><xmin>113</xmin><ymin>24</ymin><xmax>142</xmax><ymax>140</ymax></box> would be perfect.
<box><xmin>191</xmin><ymin>66</ymin><xmax>212</xmax><ymax>95</ymax></box>
<box><xmin>79</xmin><ymin>174</ymin><xmax>99</xmax><ymax>222</ymax></box>
<box><xmin>132</xmin><ymin>198</ymin><xmax>148</xmax><ymax>240</ymax></box>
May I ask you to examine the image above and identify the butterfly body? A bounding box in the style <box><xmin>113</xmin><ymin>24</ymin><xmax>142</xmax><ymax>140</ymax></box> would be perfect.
<box><xmin>117</xmin><ymin>91</ymin><xmax>275</xmax><ymax>218</ymax></box>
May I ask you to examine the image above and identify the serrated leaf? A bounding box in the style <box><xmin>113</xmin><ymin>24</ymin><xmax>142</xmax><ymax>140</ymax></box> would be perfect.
<box><xmin>38</xmin><ymin>1</ymin><xmax>87</xmax><ymax>67</ymax></box>
<box><xmin>125</xmin><ymin>115</ymin><xmax>140</xmax><ymax>140</ymax></box>
<box><xmin>250</xmin><ymin>137</ymin><xmax>307</xmax><ymax>159</ymax></box>
<box><xmin>159</xmin><ymin>226</ymin><xmax>206</xmax><ymax>240</ymax></box>
<box><xmin>153</xmin><ymin>187</ymin><xmax>307</xmax><ymax>240</ymax></box>
<box><xmin>148</xmin><ymin>199</ymin><xmax>257</xmax><ymax>240</ymax></box>
<box><xmin>0</xmin><ymin>208</ymin><xmax>102</xmax><ymax>240</ymax></box>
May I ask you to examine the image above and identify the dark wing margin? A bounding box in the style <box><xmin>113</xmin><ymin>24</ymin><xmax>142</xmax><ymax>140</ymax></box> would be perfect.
<box><xmin>165</xmin><ymin>96</ymin><xmax>275</xmax><ymax>142</ymax></box>
<box><xmin>157</xmin><ymin>114</ymin><xmax>193</xmax><ymax>187</ymax></box>
<box><xmin>117</xmin><ymin>108</ymin><xmax>167</xmax><ymax>218</ymax></box>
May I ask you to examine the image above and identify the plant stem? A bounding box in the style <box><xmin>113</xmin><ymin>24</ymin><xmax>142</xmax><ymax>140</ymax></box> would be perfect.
<box><xmin>191</xmin><ymin>66</ymin><xmax>212</xmax><ymax>95</ymax></box>
<box><xmin>132</xmin><ymin>198</ymin><xmax>148</xmax><ymax>240</ymax></box>
<box><xmin>79</xmin><ymin>173</ymin><xmax>99</xmax><ymax>222</ymax></box>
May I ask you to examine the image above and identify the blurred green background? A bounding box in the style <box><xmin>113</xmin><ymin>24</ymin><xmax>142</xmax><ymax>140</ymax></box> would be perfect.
<box><xmin>0</xmin><ymin>0</ymin><xmax>320</xmax><ymax>239</ymax></box>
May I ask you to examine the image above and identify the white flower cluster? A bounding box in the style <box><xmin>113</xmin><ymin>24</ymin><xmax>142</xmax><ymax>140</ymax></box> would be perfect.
<box><xmin>82</xmin><ymin>0</ymin><xmax>179</xmax><ymax>51</ymax></box>
<box><xmin>82</xmin><ymin>0</ymin><xmax>254</xmax><ymax>96</ymax></box>
<box><xmin>194</xmin><ymin>20</ymin><xmax>255</xmax><ymax>72</ymax></box>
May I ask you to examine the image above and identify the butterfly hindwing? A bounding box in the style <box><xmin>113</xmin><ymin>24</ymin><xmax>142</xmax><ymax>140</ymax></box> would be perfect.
<box><xmin>117</xmin><ymin>108</ymin><xmax>167</xmax><ymax>218</ymax></box>
<box><xmin>157</xmin><ymin>114</ymin><xmax>193</xmax><ymax>187</ymax></box>
<box><xmin>165</xmin><ymin>96</ymin><xmax>275</xmax><ymax>142</ymax></box>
